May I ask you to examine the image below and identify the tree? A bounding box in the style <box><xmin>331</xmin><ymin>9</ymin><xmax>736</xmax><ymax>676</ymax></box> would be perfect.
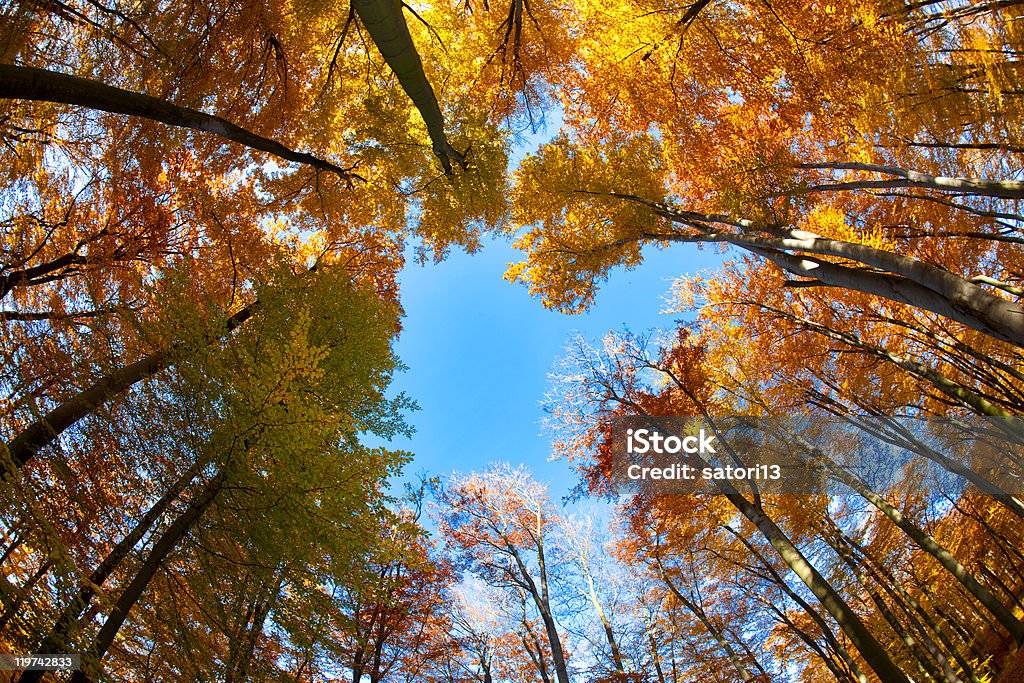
<box><xmin>1</xmin><ymin>0</ymin><xmax>512</xmax><ymax>491</ymax></box>
<box><xmin>5</xmin><ymin>0</ymin><xmax>1024</xmax><ymax>680</ymax></box>
<box><xmin>334</xmin><ymin>494</ymin><xmax>456</xmax><ymax>683</ymax></box>
<box><xmin>558</xmin><ymin>511</ymin><xmax>631</xmax><ymax>679</ymax></box>
<box><xmin>6</xmin><ymin>263</ymin><xmax>411</xmax><ymax>682</ymax></box>
<box><xmin>436</xmin><ymin>464</ymin><xmax>573</xmax><ymax>683</ymax></box>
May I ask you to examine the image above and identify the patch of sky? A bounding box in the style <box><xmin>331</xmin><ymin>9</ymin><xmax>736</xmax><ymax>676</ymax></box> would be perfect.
<box><xmin>370</xmin><ymin>108</ymin><xmax>729</xmax><ymax>505</ymax></box>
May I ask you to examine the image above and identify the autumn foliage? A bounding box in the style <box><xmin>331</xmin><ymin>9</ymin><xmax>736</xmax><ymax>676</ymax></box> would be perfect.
<box><xmin>3</xmin><ymin>0</ymin><xmax>1024</xmax><ymax>682</ymax></box>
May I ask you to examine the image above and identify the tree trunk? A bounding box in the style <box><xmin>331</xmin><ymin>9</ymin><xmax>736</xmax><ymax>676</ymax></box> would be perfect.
<box><xmin>616</xmin><ymin>196</ymin><xmax>1024</xmax><ymax>348</ymax></box>
<box><xmin>506</xmin><ymin>540</ymin><xmax>569</xmax><ymax>683</ymax></box>
<box><xmin>535</xmin><ymin>533</ymin><xmax>571</xmax><ymax>683</ymax></box>
<box><xmin>521</xmin><ymin>620</ymin><xmax>553</xmax><ymax>683</ymax></box>
<box><xmin>639</xmin><ymin>390</ymin><xmax>913</xmax><ymax>683</ymax></box>
<box><xmin>725</xmin><ymin>476</ymin><xmax>911</xmax><ymax>681</ymax></box>
<box><xmin>349</xmin><ymin>0</ymin><xmax>464</xmax><ymax>173</ymax></box>
<box><xmin>68</xmin><ymin>469</ymin><xmax>227</xmax><ymax>683</ymax></box>
<box><xmin>656</xmin><ymin>560</ymin><xmax>757</xmax><ymax>682</ymax></box>
<box><xmin>2</xmin><ymin>301</ymin><xmax>256</xmax><ymax>474</ymax></box>
<box><xmin>726</xmin><ymin>527</ymin><xmax>870</xmax><ymax>683</ymax></box>
<box><xmin>0</xmin><ymin>250</ymin><xmax>87</xmax><ymax>301</ymax></box>
<box><xmin>0</xmin><ymin>65</ymin><xmax>356</xmax><ymax>180</ymax></box>
<box><xmin>754</xmin><ymin>302</ymin><xmax>1016</xmax><ymax>418</ymax></box>
<box><xmin>844</xmin><ymin>526</ymin><xmax>985</xmax><ymax>683</ymax></box>
<box><xmin>20</xmin><ymin>464</ymin><xmax>200</xmax><ymax>683</ymax></box>
<box><xmin>846</xmin><ymin>415</ymin><xmax>1024</xmax><ymax>521</ymax></box>
<box><xmin>0</xmin><ymin>559</ymin><xmax>52</xmax><ymax>631</ymax></box>
<box><xmin>580</xmin><ymin>559</ymin><xmax>626</xmax><ymax>673</ymax></box>
<box><xmin>775</xmin><ymin>421</ymin><xmax>1024</xmax><ymax>643</ymax></box>
<box><xmin>799</xmin><ymin>162</ymin><xmax>1024</xmax><ymax>200</ymax></box>
<box><xmin>820</xmin><ymin>516</ymin><xmax>963</xmax><ymax>683</ymax></box>
<box><xmin>224</xmin><ymin>570</ymin><xmax>283</xmax><ymax>683</ymax></box>
<box><xmin>739</xmin><ymin>241</ymin><xmax>1024</xmax><ymax>349</ymax></box>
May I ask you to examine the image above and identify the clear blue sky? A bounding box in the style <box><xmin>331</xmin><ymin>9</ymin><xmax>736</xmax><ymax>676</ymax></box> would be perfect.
<box><xmin>386</xmin><ymin>234</ymin><xmax>725</xmax><ymax>502</ymax></box>
<box><xmin>376</xmin><ymin>115</ymin><xmax>727</xmax><ymax>502</ymax></box>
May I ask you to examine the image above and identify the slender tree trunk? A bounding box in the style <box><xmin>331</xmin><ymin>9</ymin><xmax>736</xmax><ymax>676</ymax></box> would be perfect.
<box><xmin>0</xmin><ymin>65</ymin><xmax>356</xmax><ymax>180</ymax></box>
<box><xmin>803</xmin><ymin>386</ymin><xmax>1024</xmax><ymax>519</ymax></box>
<box><xmin>19</xmin><ymin>464</ymin><xmax>200</xmax><ymax>683</ymax></box>
<box><xmin>726</xmin><ymin>527</ymin><xmax>870</xmax><ymax>683</ymax></box>
<box><xmin>580</xmin><ymin>560</ymin><xmax>626</xmax><ymax>673</ymax></box>
<box><xmin>351</xmin><ymin>650</ymin><xmax>365</xmax><ymax>683</ymax></box>
<box><xmin>349</xmin><ymin>0</ymin><xmax>463</xmax><ymax>172</ymax></box>
<box><xmin>722</xmin><ymin>476</ymin><xmax>911</xmax><ymax>682</ymax></box>
<box><xmin>857</xmin><ymin>416</ymin><xmax>1024</xmax><ymax>521</ymax></box>
<box><xmin>0</xmin><ymin>531</ymin><xmax>24</xmax><ymax>569</ymax></box>
<box><xmin>0</xmin><ymin>250</ymin><xmax>87</xmax><ymax>301</ymax></box>
<box><xmin>68</xmin><ymin>470</ymin><xmax>227</xmax><ymax>683</ymax></box>
<box><xmin>611</xmin><ymin>194</ymin><xmax>1024</xmax><ymax>347</ymax></box>
<box><xmin>2</xmin><ymin>301</ymin><xmax>256</xmax><ymax>474</ymax></box>
<box><xmin>753</xmin><ymin>302</ymin><xmax>1016</xmax><ymax>418</ymax></box>
<box><xmin>534</xmin><ymin>537</ymin><xmax>571</xmax><ymax>683</ymax></box>
<box><xmin>0</xmin><ymin>559</ymin><xmax>52</xmax><ymax>630</ymax></box>
<box><xmin>633</xmin><ymin>397</ymin><xmax>912</xmax><ymax>683</ymax></box>
<box><xmin>745</xmin><ymin>243</ymin><xmax>1024</xmax><ymax>349</ymax></box>
<box><xmin>657</xmin><ymin>561</ymin><xmax>756</xmax><ymax>682</ymax></box>
<box><xmin>798</xmin><ymin>162</ymin><xmax>1024</xmax><ymax>200</ymax></box>
<box><xmin>977</xmin><ymin>561</ymin><xmax>1024</xmax><ymax>613</ymax></box>
<box><xmin>778</xmin><ymin>423</ymin><xmax>1024</xmax><ymax>643</ymax></box>
<box><xmin>842</xmin><ymin>527</ymin><xmax>985</xmax><ymax>683</ymax></box>
<box><xmin>638</xmin><ymin>600</ymin><xmax>668</xmax><ymax>683</ymax></box>
<box><xmin>820</xmin><ymin>516</ymin><xmax>963</xmax><ymax>683</ymax></box>
<box><xmin>648</xmin><ymin>630</ymin><xmax>667</xmax><ymax>683</ymax></box>
<box><xmin>4</xmin><ymin>350</ymin><xmax>170</xmax><ymax>474</ymax></box>
<box><xmin>759</xmin><ymin>593</ymin><xmax>860</xmax><ymax>683</ymax></box>
<box><xmin>224</xmin><ymin>570</ymin><xmax>283</xmax><ymax>683</ymax></box>
<box><xmin>520</xmin><ymin>617</ymin><xmax>553</xmax><ymax>683</ymax></box>
<box><xmin>506</xmin><ymin>530</ymin><xmax>570</xmax><ymax>683</ymax></box>
<box><xmin>929</xmin><ymin>598</ymin><xmax>989</xmax><ymax>666</ymax></box>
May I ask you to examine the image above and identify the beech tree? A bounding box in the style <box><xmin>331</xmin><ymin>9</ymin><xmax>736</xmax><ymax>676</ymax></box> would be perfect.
<box><xmin>4</xmin><ymin>263</ymin><xmax>411</xmax><ymax>682</ymax></box>
<box><xmin>544</xmin><ymin>325</ymin><xmax>1024</xmax><ymax>682</ymax></box>
<box><xmin>3</xmin><ymin>0</ymin><xmax>1024</xmax><ymax>680</ymax></box>
<box><xmin>500</xmin><ymin>5</ymin><xmax>1024</xmax><ymax>677</ymax></box>
<box><xmin>435</xmin><ymin>465</ymin><xmax>573</xmax><ymax>683</ymax></box>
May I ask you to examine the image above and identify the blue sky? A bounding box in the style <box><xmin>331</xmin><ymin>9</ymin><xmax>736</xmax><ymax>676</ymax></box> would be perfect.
<box><xmin>387</xmin><ymin>233</ymin><xmax>726</xmax><ymax>501</ymax></box>
<box><xmin>376</xmin><ymin>113</ymin><xmax>728</xmax><ymax>502</ymax></box>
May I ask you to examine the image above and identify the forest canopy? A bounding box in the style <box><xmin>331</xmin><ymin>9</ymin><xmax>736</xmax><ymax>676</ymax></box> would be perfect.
<box><xmin>2</xmin><ymin>0</ymin><xmax>1024</xmax><ymax>682</ymax></box>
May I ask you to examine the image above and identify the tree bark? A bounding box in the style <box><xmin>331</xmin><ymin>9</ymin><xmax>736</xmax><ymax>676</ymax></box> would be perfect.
<box><xmin>754</xmin><ymin>301</ymin><xmax>1017</xmax><ymax>417</ymax></box>
<box><xmin>224</xmin><ymin>570</ymin><xmax>283</xmax><ymax>683</ymax></box>
<box><xmin>0</xmin><ymin>64</ymin><xmax>357</xmax><ymax>180</ymax></box>
<box><xmin>0</xmin><ymin>250</ymin><xmax>87</xmax><ymax>301</ymax></box>
<box><xmin>68</xmin><ymin>469</ymin><xmax>227</xmax><ymax>683</ymax></box>
<box><xmin>350</xmin><ymin>0</ymin><xmax>464</xmax><ymax>173</ymax></box>
<box><xmin>576</xmin><ymin>551</ymin><xmax>626</xmax><ymax>673</ymax></box>
<box><xmin>727</xmin><ymin>490</ymin><xmax>912</xmax><ymax>683</ymax></box>
<box><xmin>2</xmin><ymin>299</ymin><xmax>257</xmax><ymax>474</ymax></box>
<box><xmin>0</xmin><ymin>559</ymin><xmax>52</xmax><ymax>631</ymax></box>
<box><xmin>820</xmin><ymin>516</ymin><xmax>964</xmax><ymax>683</ymax></box>
<box><xmin>843</xmin><ymin>526</ymin><xmax>986</xmax><ymax>683</ymax></box>
<box><xmin>719</xmin><ymin>236</ymin><xmax>1024</xmax><ymax>350</ymax></box>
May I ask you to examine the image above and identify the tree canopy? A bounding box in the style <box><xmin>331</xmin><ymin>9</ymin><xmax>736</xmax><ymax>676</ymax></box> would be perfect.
<box><xmin>3</xmin><ymin>0</ymin><xmax>1024</xmax><ymax>681</ymax></box>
